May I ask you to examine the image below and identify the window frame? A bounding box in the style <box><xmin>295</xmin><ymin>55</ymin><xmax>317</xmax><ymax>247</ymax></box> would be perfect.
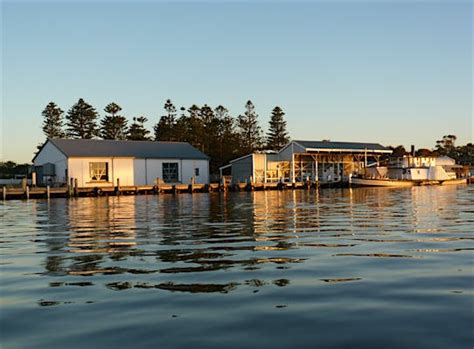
<box><xmin>89</xmin><ymin>162</ymin><xmax>109</xmax><ymax>182</ymax></box>
<box><xmin>162</xmin><ymin>162</ymin><xmax>179</xmax><ymax>183</ymax></box>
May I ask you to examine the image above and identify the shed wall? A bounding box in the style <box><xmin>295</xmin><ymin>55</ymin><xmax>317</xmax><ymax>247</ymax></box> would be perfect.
<box><xmin>133</xmin><ymin>158</ymin><xmax>209</xmax><ymax>185</ymax></box>
<box><xmin>68</xmin><ymin>157</ymin><xmax>135</xmax><ymax>187</ymax></box>
<box><xmin>33</xmin><ymin>142</ymin><xmax>68</xmax><ymax>184</ymax></box>
<box><xmin>231</xmin><ymin>156</ymin><xmax>253</xmax><ymax>183</ymax></box>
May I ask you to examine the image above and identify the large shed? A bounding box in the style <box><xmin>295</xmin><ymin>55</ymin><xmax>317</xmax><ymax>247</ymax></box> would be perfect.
<box><xmin>220</xmin><ymin>140</ymin><xmax>392</xmax><ymax>185</ymax></box>
<box><xmin>33</xmin><ymin>139</ymin><xmax>210</xmax><ymax>187</ymax></box>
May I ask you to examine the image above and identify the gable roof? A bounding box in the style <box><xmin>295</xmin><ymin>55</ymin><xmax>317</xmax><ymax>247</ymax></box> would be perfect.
<box><xmin>35</xmin><ymin>139</ymin><xmax>209</xmax><ymax>161</ymax></box>
<box><xmin>292</xmin><ymin>140</ymin><xmax>391</xmax><ymax>153</ymax></box>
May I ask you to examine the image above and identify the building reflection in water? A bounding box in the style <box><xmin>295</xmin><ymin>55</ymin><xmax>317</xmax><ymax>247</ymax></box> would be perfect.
<box><xmin>37</xmin><ymin>185</ymin><xmax>471</xmax><ymax>294</ymax></box>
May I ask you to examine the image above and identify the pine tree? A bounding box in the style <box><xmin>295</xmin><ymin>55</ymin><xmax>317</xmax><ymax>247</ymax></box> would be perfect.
<box><xmin>200</xmin><ymin>104</ymin><xmax>219</xmax><ymax>154</ymax></box>
<box><xmin>154</xmin><ymin>99</ymin><xmax>177</xmax><ymax>141</ymax></box>
<box><xmin>127</xmin><ymin>116</ymin><xmax>150</xmax><ymax>140</ymax></box>
<box><xmin>182</xmin><ymin>104</ymin><xmax>203</xmax><ymax>149</ymax></box>
<box><xmin>215</xmin><ymin>105</ymin><xmax>238</xmax><ymax>168</ymax></box>
<box><xmin>237</xmin><ymin>100</ymin><xmax>264</xmax><ymax>154</ymax></box>
<box><xmin>173</xmin><ymin>107</ymin><xmax>190</xmax><ymax>142</ymax></box>
<box><xmin>66</xmin><ymin>98</ymin><xmax>99</xmax><ymax>139</ymax></box>
<box><xmin>42</xmin><ymin>102</ymin><xmax>65</xmax><ymax>138</ymax></box>
<box><xmin>100</xmin><ymin>102</ymin><xmax>128</xmax><ymax>140</ymax></box>
<box><xmin>266</xmin><ymin>106</ymin><xmax>290</xmax><ymax>151</ymax></box>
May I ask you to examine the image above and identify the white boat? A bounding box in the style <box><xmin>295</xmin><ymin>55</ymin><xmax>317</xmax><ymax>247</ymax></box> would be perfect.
<box><xmin>350</xmin><ymin>177</ymin><xmax>466</xmax><ymax>187</ymax></box>
<box><xmin>349</xmin><ymin>155</ymin><xmax>467</xmax><ymax>187</ymax></box>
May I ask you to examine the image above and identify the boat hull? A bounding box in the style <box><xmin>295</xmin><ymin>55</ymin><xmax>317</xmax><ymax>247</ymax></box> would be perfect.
<box><xmin>350</xmin><ymin>178</ymin><xmax>467</xmax><ymax>187</ymax></box>
<box><xmin>350</xmin><ymin>178</ymin><xmax>415</xmax><ymax>187</ymax></box>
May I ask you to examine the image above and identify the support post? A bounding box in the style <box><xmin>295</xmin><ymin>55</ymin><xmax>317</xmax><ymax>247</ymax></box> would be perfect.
<box><xmin>69</xmin><ymin>178</ymin><xmax>74</xmax><ymax>197</ymax></box>
<box><xmin>31</xmin><ymin>172</ymin><xmax>37</xmax><ymax>187</ymax></box>
<box><xmin>291</xmin><ymin>154</ymin><xmax>295</xmax><ymax>184</ymax></box>
<box><xmin>46</xmin><ymin>185</ymin><xmax>50</xmax><ymax>199</ymax></box>
<box><xmin>2</xmin><ymin>186</ymin><xmax>6</xmax><ymax>200</ymax></box>
<box><xmin>25</xmin><ymin>186</ymin><xmax>30</xmax><ymax>200</ymax></box>
<box><xmin>74</xmin><ymin>178</ymin><xmax>78</xmax><ymax>197</ymax></box>
<box><xmin>116</xmin><ymin>178</ymin><xmax>121</xmax><ymax>195</ymax></box>
<box><xmin>315</xmin><ymin>158</ymin><xmax>319</xmax><ymax>184</ymax></box>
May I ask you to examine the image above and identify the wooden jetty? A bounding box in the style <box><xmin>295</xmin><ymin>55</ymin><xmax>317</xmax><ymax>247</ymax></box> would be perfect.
<box><xmin>1</xmin><ymin>177</ymin><xmax>335</xmax><ymax>201</ymax></box>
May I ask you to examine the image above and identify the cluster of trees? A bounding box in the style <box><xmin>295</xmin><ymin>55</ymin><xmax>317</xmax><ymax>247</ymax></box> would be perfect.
<box><xmin>41</xmin><ymin>98</ymin><xmax>290</xmax><ymax>173</ymax></box>
<box><xmin>0</xmin><ymin>161</ymin><xmax>30</xmax><ymax>179</ymax></box>
<box><xmin>388</xmin><ymin>135</ymin><xmax>474</xmax><ymax>165</ymax></box>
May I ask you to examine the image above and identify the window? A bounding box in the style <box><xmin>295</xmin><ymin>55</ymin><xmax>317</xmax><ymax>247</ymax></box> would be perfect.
<box><xmin>162</xmin><ymin>163</ymin><xmax>179</xmax><ymax>183</ymax></box>
<box><xmin>89</xmin><ymin>162</ymin><xmax>109</xmax><ymax>181</ymax></box>
<box><xmin>195</xmin><ymin>168</ymin><xmax>200</xmax><ymax>176</ymax></box>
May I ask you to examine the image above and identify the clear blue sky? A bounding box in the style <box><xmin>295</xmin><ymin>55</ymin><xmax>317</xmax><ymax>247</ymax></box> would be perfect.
<box><xmin>1</xmin><ymin>0</ymin><xmax>472</xmax><ymax>163</ymax></box>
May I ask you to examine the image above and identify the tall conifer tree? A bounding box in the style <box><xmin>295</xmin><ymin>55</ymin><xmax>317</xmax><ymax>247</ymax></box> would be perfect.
<box><xmin>128</xmin><ymin>116</ymin><xmax>150</xmax><ymax>140</ymax></box>
<box><xmin>154</xmin><ymin>99</ymin><xmax>177</xmax><ymax>141</ymax></box>
<box><xmin>237</xmin><ymin>100</ymin><xmax>263</xmax><ymax>154</ymax></box>
<box><xmin>66</xmin><ymin>98</ymin><xmax>99</xmax><ymax>139</ymax></box>
<box><xmin>266</xmin><ymin>106</ymin><xmax>290</xmax><ymax>151</ymax></box>
<box><xmin>100</xmin><ymin>102</ymin><xmax>128</xmax><ymax>140</ymax></box>
<box><xmin>42</xmin><ymin>102</ymin><xmax>65</xmax><ymax>138</ymax></box>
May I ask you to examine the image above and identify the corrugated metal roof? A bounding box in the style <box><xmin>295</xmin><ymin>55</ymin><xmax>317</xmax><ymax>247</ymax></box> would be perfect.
<box><xmin>293</xmin><ymin>140</ymin><xmax>390</xmax><ymax>152</ymax></box>
<box><xmin>47</xmin><ymin>139</ymin><xmax>209</xmax><ymax>160</ymax></box>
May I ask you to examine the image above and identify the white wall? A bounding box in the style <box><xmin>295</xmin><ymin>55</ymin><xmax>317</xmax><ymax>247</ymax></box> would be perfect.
<box><xmin>133</xmin><ymin>158</ymin><xmax>209</xmax><ymax>185</ymax></box>
<box><xmin>181</xmin><ymin>159</ymin><xmax>209</xmax><ymax>184</ymax></box>
<box><xmin>68</xmin><ymin>157</ymin><xmax>134</xmax><ymax>187</ymax></box>
<box><xmin>407</xmin><ymin>168</ymin><xmax>429</xmax><ymax>180</ymax></box>
<box><xmin>33</xmin><ymin>141</ymin><xmax>68</xmax><ymax>184</ymax></box>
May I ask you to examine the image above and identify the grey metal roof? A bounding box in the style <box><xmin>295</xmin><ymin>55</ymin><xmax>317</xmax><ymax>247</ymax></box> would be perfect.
<box><xmin>47</xmin><ymin>139</ymin><xmax>209</xmax><ymax>160</ymax></box>
<box><xmin>293</xmin><ymin>140</ymin><xmax>391</xmax><ymax>152</ymax></box>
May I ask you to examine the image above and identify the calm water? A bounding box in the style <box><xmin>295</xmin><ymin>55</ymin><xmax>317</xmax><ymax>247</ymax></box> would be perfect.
<box><xmin>1</xmin><ymin>186</ymin><xmax>473</xmax><ymax>349</ymax></box>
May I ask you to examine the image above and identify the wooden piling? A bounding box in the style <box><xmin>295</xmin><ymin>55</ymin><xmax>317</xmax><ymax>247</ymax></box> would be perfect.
<box><xmin>116</xmin><ymin>178</ymin><xmax>121</xmax><ymax>195</ymax></box>
<box><xmin>74</xmin><ymin>178</ymin><xmax>78</xmax><ymax>197</ymax></box>
<box><xmin>69</xmin><ymin>178</ymin><xmax>74</xmax><ymax>197</ymax></box>
<box><xmin>2</xmin><ymin>186</ymin><xmax>6</xmax><ymax>200</ymax></box>
<box><xmin>25</xmin><ymin>186</ymin><xmax>30</xmax><ymax>200</ymax></box>
<box><xmin>46</xmin><ymin>185</ymin><xmax>50</xmax><ymax>199</ymax></box>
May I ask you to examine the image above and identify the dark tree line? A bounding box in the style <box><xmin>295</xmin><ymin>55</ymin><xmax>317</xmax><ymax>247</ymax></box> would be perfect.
<box><xmin>41</xmin><ymin>98</ymin><xmax>290</xmax><ymax>174</ymax></box>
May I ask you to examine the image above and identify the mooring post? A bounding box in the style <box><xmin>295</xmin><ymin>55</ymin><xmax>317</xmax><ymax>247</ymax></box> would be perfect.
<box><xmin>46</xmin><ymin>185</ymin><xmax>50</xmax><ymax>199</ymax></box>
<box><xmin>74</xmin><ymin>178</ymin><xmax>78</xmax><ymax>197</ymax></box>
<box><xmin>25</xmin><ymin>186</ymin><xmax>30</xmax><ymax>200</ymax></box>
<box><xmin>116</xmin><ymin>178</ymin><xmax>121</xmax><ymax>195</ymax></box>
<box><xmin>2</xmin><ymin>186</ymin><xmax>6</xmax><ymax>200</ymax></box>
<box><xmin>69</xmin><ymin>178</ymin><xmax>74</xmax><ymax>197</ymax></box>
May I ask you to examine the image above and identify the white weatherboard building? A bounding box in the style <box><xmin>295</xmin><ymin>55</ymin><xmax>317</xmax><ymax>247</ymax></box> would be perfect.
<box><xmin>33</xmin><ymin>139</ymin><xmax>210</xmax><ymax>187</ymax></box>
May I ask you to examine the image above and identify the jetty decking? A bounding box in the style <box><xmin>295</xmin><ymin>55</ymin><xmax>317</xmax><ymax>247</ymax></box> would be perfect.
<box><xmin>1</xmin><ymin>180</ymin><xmax>340</xmax><ymax>200</ymax></box>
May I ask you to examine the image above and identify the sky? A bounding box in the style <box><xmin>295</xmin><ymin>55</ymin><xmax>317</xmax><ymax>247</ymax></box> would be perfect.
<box><xmin>1</xmin><ymin>0</ymin><xmax>472</xmax><ymax>163</ymax></box>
